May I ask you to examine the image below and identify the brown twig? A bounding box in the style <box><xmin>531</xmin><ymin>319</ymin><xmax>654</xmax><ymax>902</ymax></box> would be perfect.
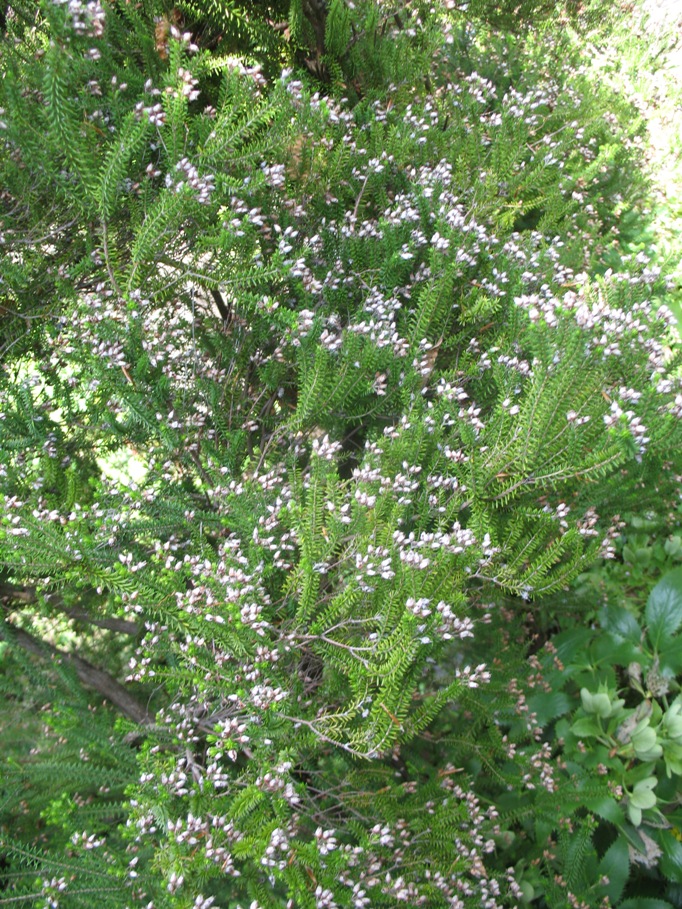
<box><xmin>1</xmin><ymin>621</ymin><xmax>151</xmax><ymax>726</ymax></box>
<box><xmin>0</xmin><ymin>582</ymin><xmax>139</xmax><ymax>636</ymax></box>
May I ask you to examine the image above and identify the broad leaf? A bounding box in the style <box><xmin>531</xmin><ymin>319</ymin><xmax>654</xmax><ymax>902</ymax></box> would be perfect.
<box><xmin>619</xmin><ymin>900</ymin><xmax>674</xmax><ymax>909</ymax></box>
<box><xmin>618</xmin><ymin>823</ymin><xmax>647</xmax><ymax>853</ymax></box>
<box><xmin>592</xmin><ymin>633</ymin><xmax>643</xmax><ymax>671</ymax></box>
<box><xmin>527</xmin><ymin>691</ymin><xmax>573</xmax><ymax>726</ymax></box>
<box><xmin>535</xmin><ymin>816</ymin><xmax>554</xmax><ymax>845</ymax></box>
<box><xmin>658</xmin><ymin>829</ymin><xmax>682</xmax><ymax>883</ymax></box>
<box><xmin>571</xmin><ymin>716</ymin><xmax>601</xmax><ymax>738</ymax></box>
<box><xmin>584</xmin><ymin>795</ymin><xmax>625</xmax><ymax>826</ymax></box>
<box><xmin>600</xmin><ymin>604</ymin><xmax>641</xmax><ymax>644</ymax></box>
<box><xmin>645</xmin><ymin>568</ymin><xmax>682</xmax><ymax>649</ymax></box>
<box><xmin>658</xmin><ymin>642</ymin><xmax>682</xmax><ymax>675</ymax></box>
<box><xmin>553</xmin><ymin>627</ymin><xmax>595</xmax><ymax>666</ymax></box>
<box><xmin>598</xmin><ymin>837</ymin><xmax>629</xmax><ymax>903</ymax></box>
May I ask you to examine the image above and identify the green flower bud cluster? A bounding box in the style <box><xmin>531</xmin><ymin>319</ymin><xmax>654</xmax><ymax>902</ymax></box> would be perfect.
<box><xmin>580</xmin><ymin>685</ymin><xmax>625</xmax><ymax>719</ymax></box>
<box><xmin>627</xmin><ymin>776</ymin><xmax>658</xmax><ymax>827</ymax></box>
<box><xmin>660</xmin><ymin>698</ymin><xmax>682</xmax><ymax>777</ymax></box>
<box><xmin>571</xmin><ymin>690</ymin><xmax>682</xmax><ymax>825</ymax></box>
<box><xmin>624</xmin><ymin>715</ymin><xmax>663</xmax><ymax>762</ymax></box>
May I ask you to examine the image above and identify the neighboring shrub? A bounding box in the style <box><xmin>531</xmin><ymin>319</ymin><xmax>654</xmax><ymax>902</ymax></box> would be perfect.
<box><xmin>1</xmin><ymin>2</ymin><xmax>681</xmax><ymax>908</ymax></box>
<box><xmin>450</xmin><ymin>566</ymin><xmax>682</xmax><ymax>908</ymax></box>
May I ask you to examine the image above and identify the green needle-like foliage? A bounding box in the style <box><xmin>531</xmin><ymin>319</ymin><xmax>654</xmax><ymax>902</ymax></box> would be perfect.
<box><xmin>0</xmin><ymin>1</ymin><xmax>679</xmax><ymax>907</ymax></box>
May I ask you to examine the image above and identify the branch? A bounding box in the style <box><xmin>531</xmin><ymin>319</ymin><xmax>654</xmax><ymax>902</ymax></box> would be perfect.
<box><xmin>1</xmin><ymin>620</ymin><xmax>152</xmax><ymax>726</ymax></box>
<box><xmin>277</xmin><ymin>713</ymin><xmax>377</xmax><ymax>760</ymax></box>
<box><xmin>0</xmin><ymin>582</ymin><xmax>139</xmax><ymax>636</ymax></box>
<box><xmin>100</xmin><ymin>218</ymin><xmax>125</xmax><ymax>303</ymax></box>
<box><xmin>210</xmin><ymin>288</ymin><xmax>232</xmax><ymax>325</ymax></box>
<box><xmin>59</xmin><ymin>604</ymin><xmax>139</xmax><ymax>636</ymax></box>
<box><xmin>301</xmin><ymin>0</ymin><xmax>327</xmax><ymax>54</ymax></box>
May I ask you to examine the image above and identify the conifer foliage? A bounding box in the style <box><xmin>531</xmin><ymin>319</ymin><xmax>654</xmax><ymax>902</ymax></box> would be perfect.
<box><xmin>1</xmin><ymin>1</ymin><xmax>681</xmax><ymax>907</ymax></box>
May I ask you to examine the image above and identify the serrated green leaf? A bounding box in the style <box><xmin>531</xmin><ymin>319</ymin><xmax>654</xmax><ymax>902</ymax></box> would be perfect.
<box><xmin>665</xmin><ymin>536</ymin><xmax>682</xmax><ymax>557</ymax></box>
<box><xmin>658</xmin><ymin>642</ymin><xmax>682</xmax><ymax>675</ymax></box>
<box><xmin>600</xmin><ymin>604</ymin><xmax>641</xmax><ymax>644</ymax></box>
<box><xmin>535</xmin><ymin>816</ymin><xmax>554</xmax><ymax>846</ymax></box>
<box><xmin>609</xmin><ymin>640</ymin><xmax>645</xmax><ymax>666</ymax></box>
<box><xmin>619</xmin><ymin>900</ymin><xmax>674</xmax><ymax>909</ymax></box>
<box><xmin>618</xmin><ymin>823</ymin><xmax>647</xmax><ymax>853</ymax></box>
<box><xmin>553</xmin><ymin>627</ymin><xmax>594</xmax><ymax>665</ymax></box>
<box><xmin>645</xmin><ymin>567</ymin><xmax>682</xmax><ymax>649</ymax></box>
<box><xmin>571</xmin><ymin>716</ymin><xmax>602</xmax><ymax>738</ymax></box>
<box><xmin>658</xmin><ymin>829</ymin><xmax>682</xmax><ymax>883</ymax></box>
<box><xmin>623</xmin><ymin>544</ymin><xmax>637</xmax><ymax>563</ymax></box>
<box><xmin>527</xmin><ymin>690</ymin><xmax>573</xmax><ymax>726</ymax></box>
<box><xmin>584</xmin><ymin>795</ymin><xmax>624</xmax><ymax>826</ymax></box>
<box><xmin>666</xmin><ymin>885</ymin><xmax>682</xmax><ymax>907</ymax></box>
<box><xmin>598</xmin><ymin>836</ymin><xmax>629</xmax><ymax>903</ymax></box>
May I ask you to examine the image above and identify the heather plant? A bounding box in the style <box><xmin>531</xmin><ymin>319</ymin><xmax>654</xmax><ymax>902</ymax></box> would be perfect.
<box><xmin>1</xmin><ymin>2</ymin><xmax>682</xmax><ymax>908</ymax></box>
<box><xmin>573</xmin><ymin>0</ymin><xmax>682</xmax><ymax>326</ymax></box>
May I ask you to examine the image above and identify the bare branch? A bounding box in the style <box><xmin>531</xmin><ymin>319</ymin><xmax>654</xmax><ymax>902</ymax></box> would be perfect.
<box><xmin>0</xmin><ymin>582</ymin><xmax>139</xmax><ymax>636</ymax></box>
<box><xmin>1</xmin><ymin>620</ymin><xmax>151</xmax><ymax>726</ymax></box>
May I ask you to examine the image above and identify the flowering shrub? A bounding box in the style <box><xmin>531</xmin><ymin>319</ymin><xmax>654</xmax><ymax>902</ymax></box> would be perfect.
<box><xmin>0</xmin><ymin>1</ymin><xmax>681</xmax><ymax>908</ymax></box>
